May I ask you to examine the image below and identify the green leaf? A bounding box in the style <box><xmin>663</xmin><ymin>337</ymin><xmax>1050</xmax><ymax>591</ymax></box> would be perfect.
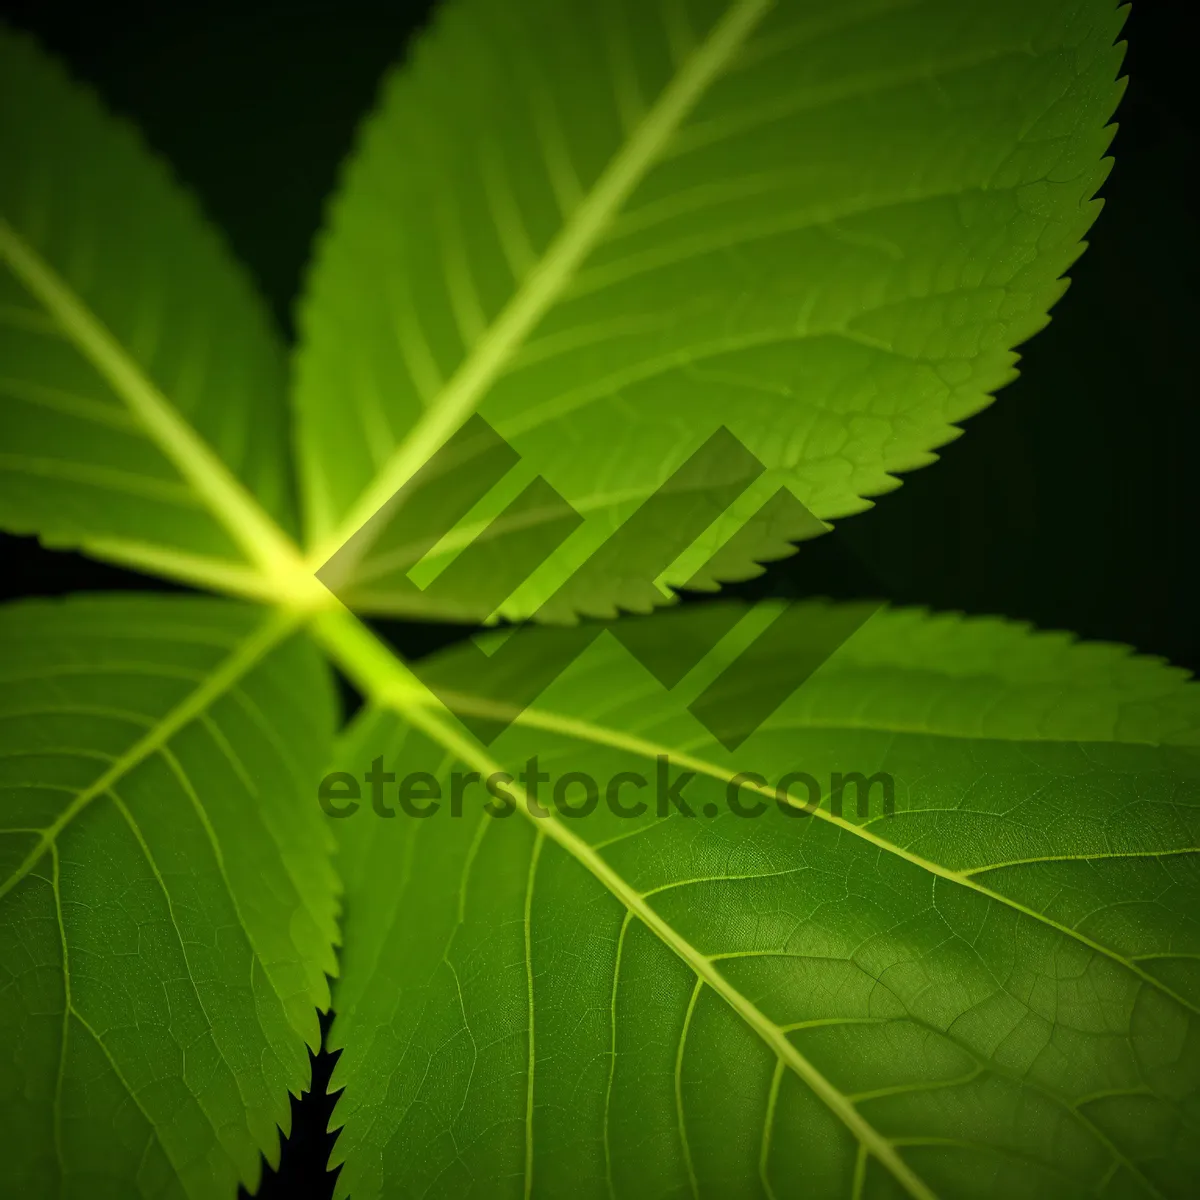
<box><xmin>0</xmin><ymin>27</ymin><xmax>303</xmax><ymax>588</ymax></box>
<box><xmin>295</xmin><ymin>0</ymin><xmax>1125</xmax><ymax>622</ymax></box>
<box><xmin>324</xmin><ymin>602</ymin><xmax>1200</xmax><ymax>1199</ymax></box>
<box><xmin>0</xmin><ymin>595</ymin><xmax>339</xmax><ymax>1198</ymax></box>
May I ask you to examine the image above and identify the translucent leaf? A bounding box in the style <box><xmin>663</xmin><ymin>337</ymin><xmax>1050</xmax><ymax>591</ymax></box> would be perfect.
<box><xmin>0</xmin><ymin>596</ymin><xmax>339</xmax><ymax>1198</ymax></box>
<box><xmin>0</xmin><ymin>27</ymin><xmax>300</xmax><ymax>587</ymax></box>
<box><xmin>295</xmin><ymin>0</ymin><xmax>1125</xmax><ymax>623</ymax></box>
<box><xmin>326</xmin><ymin>602</ymin><xmax>1200</xmax><ymax>1199</ymax></box>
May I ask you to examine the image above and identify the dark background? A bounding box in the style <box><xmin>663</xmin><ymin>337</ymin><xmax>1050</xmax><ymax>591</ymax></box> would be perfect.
<box><xmin>1</xmin><ymin>1</ymin><xmax>1196</xmax><ymax>1196</ymax></box>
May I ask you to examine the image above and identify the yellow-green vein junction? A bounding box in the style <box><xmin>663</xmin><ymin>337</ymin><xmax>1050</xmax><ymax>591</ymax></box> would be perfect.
<box><xmin>0</xmin><ymin>219</ymin><xmax>327</xmax><ymax>609</ymax></box>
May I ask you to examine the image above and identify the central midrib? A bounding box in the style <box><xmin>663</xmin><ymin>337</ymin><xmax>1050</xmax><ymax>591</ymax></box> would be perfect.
<box><xmin>313</xmin><ymin>604</ymin><xmax>1199</xmax><ymax>1196</ymax></box>
<box><xmin>0</xmin><ymin>219</ymin><xmax>308</xmax><ymax>585</ymax></box>
<box><xmin>396</xmin><ymin>697</ymin><xmax>938</xmax><ymax>1200</ymax></box>
<box><xmin>313</xmin><ymin>0</ymin><xmax>777</xmax><ymax>567</ymax></box>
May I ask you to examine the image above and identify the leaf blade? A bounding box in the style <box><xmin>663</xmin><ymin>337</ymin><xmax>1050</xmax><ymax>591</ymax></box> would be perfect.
<box><xmin>296</xmin><ymin>0</ymin><xmax>1126</xmax><ymax>622</ymax></box>
<box><xmin>0</xmin><ymin>595</ymin><xmax>339</xmax><ymax>1199</ymax></box>
<box><xmin>0</xmin><ymin>27</ymin><xmax>302</xmax><ymax>578</ymax></box>
<box><xmin>320</xmin><ymin>603</ymin><xmax>1200</xmax><ymax>1199</ymax></box>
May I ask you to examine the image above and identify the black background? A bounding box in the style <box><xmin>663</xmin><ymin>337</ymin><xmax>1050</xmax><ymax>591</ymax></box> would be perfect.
<box><xmin>1</xmin><ymin>1</ymin><xmax>1196</xmax><ymax>1196</ymax></box>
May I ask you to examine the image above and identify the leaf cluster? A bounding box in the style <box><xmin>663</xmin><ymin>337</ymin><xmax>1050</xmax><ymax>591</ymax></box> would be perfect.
<box><xmin>4</xmin><ymin>4</ymin><xmax>1195</xmax><ymax>1200</ymax></box>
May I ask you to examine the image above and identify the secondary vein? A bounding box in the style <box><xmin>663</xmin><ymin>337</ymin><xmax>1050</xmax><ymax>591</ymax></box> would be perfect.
<box><xmin>312</xmin><ymin>0</ymin><xmax>776</xmax><ymax>567</ymax></box>
<box><xmin>0</xmin><ymin>218</ymin><xmax>318</xmax><ymax>601</ymax></box>
<box><xmin>403</xmin><ymin>697</ymin><xmax>938</xmax><ymax>1200</ymax></box>
<box><xmin>0</xmin><ymin>608</ymin><xmax>298</xmax><ymax>903</ymax></box>
<box><xmin>315</xmin><ymin>605</ymin><xmax>935</xmax><ymax>1200</ymax></box>
<box><xmin>415</xmin><ymin>683</ymin><xmax>1200</xmax><ymax>1019</ymax></box>
<box><xmin>524</xmin><ymin>831</ymin><xmax>544</xmax><ymax>1200</ymax></box>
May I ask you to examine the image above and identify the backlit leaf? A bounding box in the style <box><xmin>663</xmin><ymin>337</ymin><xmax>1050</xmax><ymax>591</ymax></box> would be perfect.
<box><xmin>295</xmin><ymin>0</ymin><xmax>1125</xmax><ymax>623</ymax></box>
<box><xmin>326</xmin><ymin>602</ymin><xmax>1200</xmax><ymax>1199</ymax></box>
<box><xmin>0</xmin><ymin>596</ymin><xmax>338</xmax><ymax>1198</ymax></box>
<box><xmin>0</xmin><ymin>27</ymin><xmax>300</xmax><ymax>587</ymax></box>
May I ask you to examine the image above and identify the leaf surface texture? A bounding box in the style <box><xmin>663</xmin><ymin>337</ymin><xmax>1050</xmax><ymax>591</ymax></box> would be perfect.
<box><xmin>0</xmin><ymin>596</ymin><xmax>338</xmax><ymax>1198</ymax></box>
<box><xmin>0</xmin><ymin>28</ymin><xmax>298</xmax><ymax>580</ymax></box>
<box><xmin>295</xmin><ymin>0</ymin><xmax>1125</xmax><ymax>622</ymax></box>
<box><xmin>328</xmin><ymin>603</ymin><xmax>1200</xmax><ymax>1199</ymax></box>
